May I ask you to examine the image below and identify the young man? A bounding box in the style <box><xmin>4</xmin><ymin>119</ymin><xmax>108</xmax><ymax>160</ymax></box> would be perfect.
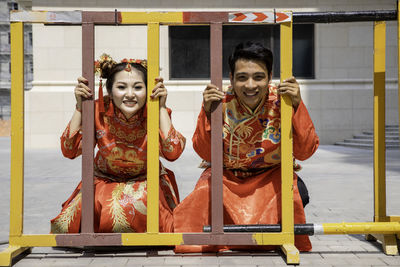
<box><xmin>174</xmin><ymin>42</ymin><xmax>319</xmax><ymax>252</ymax></box>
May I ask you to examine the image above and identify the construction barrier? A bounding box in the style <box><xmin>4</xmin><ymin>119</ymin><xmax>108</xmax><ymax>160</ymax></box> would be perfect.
<box><xmin>0</xmin><ymin>8</ymin><xmax>399</xmax><ymax>266</ymax></box>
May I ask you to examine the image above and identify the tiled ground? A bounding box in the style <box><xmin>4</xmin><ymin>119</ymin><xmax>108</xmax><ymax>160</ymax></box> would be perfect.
<box><xmin>0</xmin><ymin>137</ymin><xmax>399</xmax><ymax>266</ymax></box>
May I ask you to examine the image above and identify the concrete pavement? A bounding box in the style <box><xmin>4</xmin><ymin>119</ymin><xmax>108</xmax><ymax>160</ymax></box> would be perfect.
<box><xmin>0</xmin><ymin>136</ymin><xmax>400</xmax><ymax>266</ymax></box>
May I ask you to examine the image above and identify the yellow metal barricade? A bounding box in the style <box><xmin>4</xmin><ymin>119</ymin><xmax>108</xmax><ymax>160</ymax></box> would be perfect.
<box><xmin>0</xmin><ymin>9</ymin><xmax>399</xmax><ymax>267</ymax></box>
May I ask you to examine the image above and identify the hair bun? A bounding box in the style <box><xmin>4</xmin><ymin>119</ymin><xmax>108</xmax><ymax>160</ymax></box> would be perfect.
<box><xmin>95</xmin><ymin>53</ymin><xmax>116</xmax><ymax>79</ymax></box>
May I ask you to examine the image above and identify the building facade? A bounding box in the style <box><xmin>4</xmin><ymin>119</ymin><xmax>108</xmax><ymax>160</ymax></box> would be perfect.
<box><xmin>15</xmin><ymin>0</ymin><xmax>400</xmax><ymax>148</ymax></box>
<box><xmin>0</xmin><ymin>0</ymin><xmax>32</xmax><ymax>121</ymax></box>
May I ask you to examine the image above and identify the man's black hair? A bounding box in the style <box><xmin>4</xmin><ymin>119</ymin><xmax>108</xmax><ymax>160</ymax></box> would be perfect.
<box><xmin>228</xmin><ymin>42</ymin><xmax>273</xmax><ymax>77</ymax></box>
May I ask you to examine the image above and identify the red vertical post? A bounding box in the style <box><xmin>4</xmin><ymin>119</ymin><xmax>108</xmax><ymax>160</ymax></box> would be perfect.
<box><xmin>81</xmin><ymin>19</ymin><xmax>95</xmax><ymax>233</ymax></box>
<box><xmin>210</xmin><ymin>22</ymin><xmax>224</xmax><ymax>234</ymax></box>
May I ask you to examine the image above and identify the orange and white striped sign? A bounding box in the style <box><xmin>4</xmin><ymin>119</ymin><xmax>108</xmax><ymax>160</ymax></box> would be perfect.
<box><xmin>229</xmin><ymin>11</ymin><xmax>291</xmax><ymax>23</ymax></box>
<box><xmin>275</xmin><ymin>12</ymin><xmax>291</xmax><ymax>23</ymax></box>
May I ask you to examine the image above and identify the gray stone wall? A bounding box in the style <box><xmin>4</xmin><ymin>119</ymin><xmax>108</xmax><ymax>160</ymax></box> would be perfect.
<box><xmin>0</xmin><ymin>0</ymin><xmax>33</xmax><ymax>120</ymax></box>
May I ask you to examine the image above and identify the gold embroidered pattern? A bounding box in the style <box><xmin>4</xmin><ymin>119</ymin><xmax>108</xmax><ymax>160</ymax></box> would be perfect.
<box><xmin>123</xmin><ymin>181</ymin><xmax>147</xmax><ymax>215</ymax></box>
<box><xmin>236</xmin><ymin>124</ymin><xmax>253</xmax><ymax>139</ymax></box>
<box><xmin>108</xmin><ymin>183</ymin><xmax>133</xmax><ymax>232</ymax></box>
<box><xmin>106</xmin><ymin>147</ymin><xmax>145</xmax><ymax>177</ymax></box>
<box><xmin>106</xmin><ymin>116</ymin><xmax>146</xmax><ymax>143</ymax></box>
<box><xmin>161</xmin><ymin>127</ymin><xmax>186</xmax><ymax>154</ymax></box>
<box><xmin>51</xmin><ymin>192</ymin><xmax>82</xmax><ymax>233</ymax></box>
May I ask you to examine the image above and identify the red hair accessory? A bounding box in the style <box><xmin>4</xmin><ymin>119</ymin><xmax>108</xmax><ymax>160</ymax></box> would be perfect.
<box><xmin>121</xmin><ymin>58</ymin><xmax>148</xmax><ymax>71</ymax></box>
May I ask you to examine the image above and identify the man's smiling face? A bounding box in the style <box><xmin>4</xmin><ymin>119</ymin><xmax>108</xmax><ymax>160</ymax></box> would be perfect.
<box><xmin>230</xmin><ymin>59</ymin><xmax>271</xmax><ymax>110</ymax></box>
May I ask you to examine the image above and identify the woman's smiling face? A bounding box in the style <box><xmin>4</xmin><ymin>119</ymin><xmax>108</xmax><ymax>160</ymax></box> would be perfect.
<box><xmin>111</xmin><ymin>69</ymin><xmax>146</xmax><ymax>119</ymax></box>
<box><xmin>230</xmin><ymin>59</ymin><xmax>271</xmax><ymax>110</ymax></box>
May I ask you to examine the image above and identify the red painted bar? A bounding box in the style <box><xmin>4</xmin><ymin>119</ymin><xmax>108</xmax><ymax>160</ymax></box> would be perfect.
<box><xmin>81</xmin><ymin>14</ymin><xmax>95</xmax><ymax>233</ymax></box>
<box><xmin>183</xmin><ymin>12</ymin><xmax>228</xmax><ymax>23</ymax></box>
<box><xmin>81</xmin><ymin>11</ymin><xmax>121</xmax><ymax>24</ymax></box>
<box><xmin>210</xmin><ymin>22</ymin><xmax>224</xmax><ymax>234</ymax></box>
<box><xmin>56</xmin><ymin>233</ymin><xmax>122</xmax><ymax>246</ymax></box>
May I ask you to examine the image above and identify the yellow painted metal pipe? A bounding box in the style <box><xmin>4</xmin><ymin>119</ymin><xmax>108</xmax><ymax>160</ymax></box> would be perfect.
<box><xmin>321</xmin><ymin>222</ymin><xmax>400</xmax><ymax>235</ymax></box>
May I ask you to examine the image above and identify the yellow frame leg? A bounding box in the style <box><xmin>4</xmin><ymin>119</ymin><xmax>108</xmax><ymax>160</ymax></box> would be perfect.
<box><xmin>280</xmin><ymin>244</ymin><xmax>300</xmax><ymax>265</ymax></box>
<box><xmin>146</xmin><ymin>22</ymin><xmax>160</xmax><ymax>234</ymax></box>
<box><xmin>0</xmin><ymin>21</ymin><xmax>31</xmax><ymax>266</ymax></box>
<box><xmin>381</xmin><ymin>235</ymin><xmax>399</xmax><ymax>255</ymax></box>
<box><xmin>9</xmin><ymin>22</ymin><xmax>25</xmax><ymax>238</ymax></box>
<box><xmin>370</xmin><ymin>234</ymin><xmax>399</xmax><ymax>255</ymax></box>
<box><xmin>280</xmin><ymin>19</ymin><xmax>294</xmax><ymax>237</ymax></box>
<box><xmin>373</xmin><ymin>21</ymin><xmax>387</xmax><ymax>224</ymax></box>
<box><xmin>369</xmin><ymin>21</ymin><xmax>399</xmax><ymax>255</ymax></box>
<box><xmin>280</xmin><ymin>17</ymin><xmax>298</xmax><ymax>265</ymax></box>
<box><xmin>0</xmin><ymin>246</ymin><xmax>31</xmax><ymax>267</ymax></box>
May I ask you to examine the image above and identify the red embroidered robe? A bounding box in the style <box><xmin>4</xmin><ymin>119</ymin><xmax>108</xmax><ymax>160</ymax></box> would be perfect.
<box><xmin>51</xmin><ymin>96</ymin><xmax>186</xmax><ymax>233</ymax></box>
<box><xmin>174</xmin><ymin>85</ymin><xmax>319</xmax><ymax>252</ymax></box>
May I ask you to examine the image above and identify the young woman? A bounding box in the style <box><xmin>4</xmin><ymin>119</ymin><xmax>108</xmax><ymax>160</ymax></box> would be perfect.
<box><xmin>51</xmin><ymin>54</ymin><xmax>185</xmax><ymax>233</ymax></box>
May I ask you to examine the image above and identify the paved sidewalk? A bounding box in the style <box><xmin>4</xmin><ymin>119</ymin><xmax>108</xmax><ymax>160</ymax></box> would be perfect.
<box><xmin>0</xmin><ymin>136</ymin><xmax>399</xmax><ymax>266</ymax></box>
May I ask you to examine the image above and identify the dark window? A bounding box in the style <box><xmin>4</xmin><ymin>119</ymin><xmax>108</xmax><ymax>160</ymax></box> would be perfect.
<box><xmin>8</xmin><ymin>2</ymin><xmax>18</xmax><ymax>11</ymax></box>
<box><xmin>169</xmin><ymin>24</ymin><xmax>314</xmax><ymax>79</ymax></box>
<box><xmin>222</xmin><ymin>25</ymin><xmax>276</xmax><ymax>78</ymax></box>
<box><xmin>169</xmin><ymin>26</ymin><xmax>210</xmax><ymax>79</ymax></box>
<box><xmin>29</xmin><ymin>32</ymin><xmax>33</xmax><ymax>47</ymax></box>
